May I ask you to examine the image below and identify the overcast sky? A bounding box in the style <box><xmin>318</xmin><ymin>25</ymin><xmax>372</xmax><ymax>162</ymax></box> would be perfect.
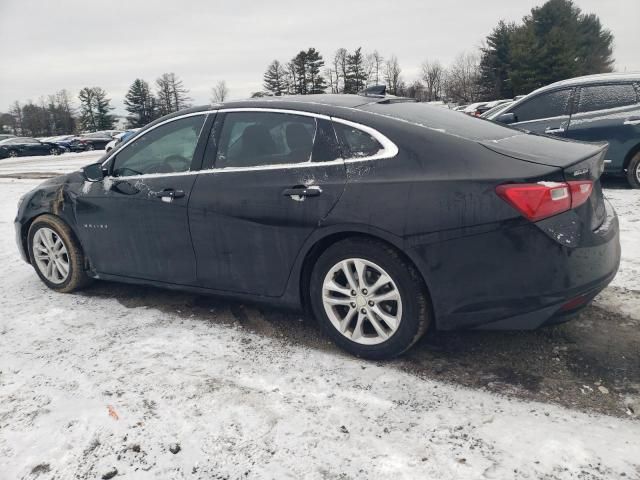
<box><xmin>1</xmin><ymin>0</ymin><xmax>638</xmax><ymax>115</ymax></box>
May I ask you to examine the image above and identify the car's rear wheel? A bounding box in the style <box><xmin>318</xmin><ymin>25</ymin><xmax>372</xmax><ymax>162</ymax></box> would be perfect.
<box><xmin>49</xmin><ymin>147</ymin><xmax>59</xmax><ymax>156</ymax></box>
<box><xmin>309</xmin><ymin>238</ymin><xmax>430</xmax><ymax>359</ymax></box>
<box><xmin>28</xmin><ymin>215</ymin><xmax>92</xmax><ymax>293</ymax></box>
<box><xmin>8</xmin><ymin>150</ymin><xmax>18</xmax><ymax>158</ymax></box>
<box><xmin>86</xmin><ymin>144</ymin><xmax>95</xmax><ymax>151</ymax></box>
<box><xmin>627</xmin><ymin>151</ymin><xmax>640</xmax><ymax>189</ymax></box>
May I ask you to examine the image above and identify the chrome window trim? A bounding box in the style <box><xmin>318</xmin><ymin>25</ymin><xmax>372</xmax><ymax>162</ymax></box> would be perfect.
<box><xmin>101</xmin><ymin>107</ymin><xmax>399</xmax><ymax>180</ymax></box>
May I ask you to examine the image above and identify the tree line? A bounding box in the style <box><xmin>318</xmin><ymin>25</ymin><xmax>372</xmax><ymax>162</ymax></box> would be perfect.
<box><xmin>1</xmin><ymin>0</ymin><xmax>613</xmax><ymax>137</ymax></box>
<box><xmin>259</xmin><ymin>0</ymin><xmax>613</xmax><ymax>103</ymax></box>
<box><xmin>0</xmin><ymin>72</ymin><xmax>196</xmax><ymax>137</ymax></box>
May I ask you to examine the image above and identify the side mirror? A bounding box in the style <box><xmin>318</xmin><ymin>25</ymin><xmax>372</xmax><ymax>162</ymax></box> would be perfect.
<box><xmin>82</xmin><ymin>162</ymin><xmax>107</xmax><ymax>182</ymax></box>
<box><xmin>496</xmin><ymin>112</ymin><xmax>516</xmax><ymax>124</ymax></box>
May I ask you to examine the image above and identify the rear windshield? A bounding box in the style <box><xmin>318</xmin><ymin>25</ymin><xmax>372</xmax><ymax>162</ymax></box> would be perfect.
<box><xmin>359</xmin><ymin>102</ymin><xmax>522</xmax><ymax>141</ymax></box>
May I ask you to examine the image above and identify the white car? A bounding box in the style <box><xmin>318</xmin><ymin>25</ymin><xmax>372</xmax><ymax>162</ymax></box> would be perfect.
<box><xmin>105</xmin><ymin>129</ymin><xmax>140</xmax><ymax>153</ymax></box>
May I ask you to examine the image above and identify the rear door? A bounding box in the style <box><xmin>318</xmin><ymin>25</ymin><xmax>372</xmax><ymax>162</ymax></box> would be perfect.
<box><xmin>189</xmin><ymin>109</ymin><xmax>346</xmax><ymax>296</ymax></box>
<box><xmin>565</xmin><ymin>82</ymin><xmax>640</xmax><ymax>173</ymax></box>
<box><xmin>508</xmin><ymin>88</ymin><xmax>573</xmax><ymax>136</ymax></box>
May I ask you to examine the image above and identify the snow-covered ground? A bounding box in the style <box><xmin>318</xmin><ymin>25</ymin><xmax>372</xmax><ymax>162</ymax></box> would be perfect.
<box><xmin>0</xmin><ymin>155</ymin><xmax>639</xmax><ymax>479</ymax></box>
<box><xmin>0</xmin><ymin>151</ymin><xmax>102</xmax><ymax>177</ymax></box>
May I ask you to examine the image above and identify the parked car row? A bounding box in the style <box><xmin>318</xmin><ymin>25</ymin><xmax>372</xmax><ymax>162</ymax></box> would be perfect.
<box><xmin>0</xmin><ymin>130</ymin><xmax>130</xmax><ymax>159</ymax></box>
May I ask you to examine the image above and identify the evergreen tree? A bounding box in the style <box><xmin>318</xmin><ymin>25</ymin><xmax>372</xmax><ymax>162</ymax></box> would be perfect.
<box><xmin>124</xmin><ymin>79</ymin><xmax>157</xmax><ymax>128</ymax></box>
<box><xmin>78</xmin><ymin>87</ymin><xmax>114</xmax><ymax>132</ymax></box>
<box><xmin>290</xmin><ymin>48</ymin><xmax>326</xmax><ymax>95</ymax></box>
<box><xmin>478</xmin><ymin>21</ymin><xmax>516</xmax><ymax>100</ymax></box>
<box><xmin>481</xmin><ymin>0</ymin><xmax>614</xmax><ymax>96</ymax></box>
<box><xmin>263</xmin><ymin>60</ymin><xmax>287</xmax><ymax>96</ymax></box>
<box><xmin>345</xmin><ymin>47</ymin><xmax>367</xmax><ymax>94</ymax></box>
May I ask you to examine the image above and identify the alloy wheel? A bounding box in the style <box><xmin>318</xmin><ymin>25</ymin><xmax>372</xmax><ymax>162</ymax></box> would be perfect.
<box><xmin>32</xmin><ymin>227</ymin><xmax>70</xmax><ymax>284</ymax></box>
<box><xmin>322</xmin><ymin>258</ymin><xmax>402</xmax><ymax>345</ymax></box>
<box><xmin>50</xmin><ymin>148</ymin><xmax>59</xmax><ymax>156</ymax></box>
<box><xmin>8</xmin><ymin>150</ymin><xmax>18</xmax><ymax>157</ymax></box>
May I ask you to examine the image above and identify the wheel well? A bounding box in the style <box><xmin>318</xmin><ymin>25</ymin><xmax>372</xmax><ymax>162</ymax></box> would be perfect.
<box><xmin>623</xmin><ymin>142</ymin><xmax>640</xmax><ymax>170</ymax></box>
<box><xmin>21</xmin><ymin>213</ymin><xmax>87</xmax><ymax>267</ymax></box>
<box><xmin>298</xmin><ymin>232</ymin><xmax>432</xmax><ymax>319</ymax></box>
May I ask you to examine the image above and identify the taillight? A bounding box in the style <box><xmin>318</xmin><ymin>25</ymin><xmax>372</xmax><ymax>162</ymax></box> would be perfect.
<box><xmin>496</xmin><ymin>180</ymin><xmax>593</xmax><ymax>222</ymax></box>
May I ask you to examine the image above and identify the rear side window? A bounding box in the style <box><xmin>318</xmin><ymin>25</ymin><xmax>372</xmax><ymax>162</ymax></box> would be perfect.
<box><xmin>333</xmin><ymin>122</ymin><xmax>383</xmax><ymax>158</ymax></box>
<box><xmin>577</xmin><ymin>84</ymin><xmax>638</xmax><ymax>113</ymax></box>
<box><xmin>215</xmin><ymin>112</ymin><xmax>316</xmax><ymax>168</ymax></box>
<box><xmin>511</xmin><ymin>89</ymin><xmax>571</xmax><ymax>123</ymax></box>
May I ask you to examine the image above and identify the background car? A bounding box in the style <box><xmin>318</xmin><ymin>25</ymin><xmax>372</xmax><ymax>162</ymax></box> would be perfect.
<box><xmin>480</xmin><ymin>101</ymin><xmax>514</xmax><ymax>119</ymax></box>
<box><xmin>462</xmin><ymin>102</ymin><xmax>489</xmax><ymax>116</ymax></box>
<box><xmin>0</xmin><ymin>134</ymin><xmax>15</xmax><ymax>141</ymax></box>
<box><xmin>487</xmin><ymin>73</ymin><xmax>640</xmax><ymax>187</ymax></box>
<box><xmin>15</xmin><ymin>95</ymin><xmax>620</xmax><ymax>359</ymax></box>
<box><xmin>0</xmin><ymin>137</ymin><xmax>62</xmax><ymax>159</ymax></box>
<box><xmin>70</xmin><ymin>131</ymin><xmax>121</xmax><ymax>151</ymax></box>
<box><xmin>477</xmin><ymin>99</ymin><xmax>512</xmax><ymax>115</ymax></box>
<box><xmin>46</xmin><ymin>135</ymin><xmax>78</xmax><ymax>153</ymax></box>
<box><xmin>105</xmin><ymin>129</ymin><xmax>140</xmax><ymax>153</ymax></box>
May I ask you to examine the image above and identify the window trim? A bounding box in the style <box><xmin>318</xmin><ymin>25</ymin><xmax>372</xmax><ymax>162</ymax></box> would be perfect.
<box><xmin>100</xmin><ymin>108</ymin><xmax>398</xmax><ymax>180</ymax></box>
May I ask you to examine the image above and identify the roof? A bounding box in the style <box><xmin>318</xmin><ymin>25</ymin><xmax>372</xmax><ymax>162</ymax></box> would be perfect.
<box><xmin>535</xmin><ymin>72</ymin><xmax>640</xmax><ymax>93</ymax></box>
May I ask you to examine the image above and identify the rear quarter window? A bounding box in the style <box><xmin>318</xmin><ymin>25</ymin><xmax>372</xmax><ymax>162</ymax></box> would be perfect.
<box><xmin>333</xmin><ymin>122</ymin><xmax>383</xmax><ymax>158</ymax></box>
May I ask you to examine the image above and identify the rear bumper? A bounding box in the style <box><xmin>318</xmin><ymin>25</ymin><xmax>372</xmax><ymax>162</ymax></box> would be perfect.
<box><xmin>410</xmin><ymin>200</ymin><xmax>620</xmax><ymax>330</ymax></box>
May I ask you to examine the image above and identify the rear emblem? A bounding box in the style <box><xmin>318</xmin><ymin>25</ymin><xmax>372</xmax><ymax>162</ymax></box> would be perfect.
<box><xmin>572</xmin><ymin>168</ymin><xmax>589</xmax><ymax>177</ymax></box>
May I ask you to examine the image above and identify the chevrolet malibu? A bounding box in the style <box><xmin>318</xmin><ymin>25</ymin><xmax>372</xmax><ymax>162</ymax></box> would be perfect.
<box><xmin>15</xmin><ymin>94</ymin><xmax>620</xmax><ymax>359</ymax></box>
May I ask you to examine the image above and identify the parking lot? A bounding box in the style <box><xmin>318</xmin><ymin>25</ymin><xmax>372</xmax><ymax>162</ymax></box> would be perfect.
<box><xmin>0</xmin><ymin>152</ymin><xmax>638</xmax><ymax>479</ymax></box>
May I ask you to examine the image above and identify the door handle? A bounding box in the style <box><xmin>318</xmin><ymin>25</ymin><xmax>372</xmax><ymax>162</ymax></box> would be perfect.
<box><xmin>624</xmin><ymin>116</ymin><xmax>640</xmax><ymax>126</ymax></box>
<box><xmin>282</xmin><ymin>186</ymin><xmax>322</xmax><ymax>198</ymax></box>
<box><xmin>545</xmin><ymin>126</ymin><xmax>565</xmax><ymax>134</ymax></box>
<box><xmin>155</xmin><ymin>189</ymin><xmax>185</xmax><ymax>202</ymax></box>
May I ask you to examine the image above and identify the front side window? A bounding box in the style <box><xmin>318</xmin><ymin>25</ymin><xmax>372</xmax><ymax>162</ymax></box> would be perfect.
<box><xmin>577</xmin><ymin>84</ymin><xmax>637</xmax><ymax>113</ymax></box>
<box><xmin>333</xmin><ymin>122</ymin><xmax>383</xmax><ymax>158</ymax></box>
<box><xmin>112</xmin><ymin>115</ymin><xmax>205</xmax><ymax>177</ymax></box>
<box><xmin>215</xmin><ymin>112</ymin><xmax>316</xmax><ymax>168</ymax></box>
<box><xmin>511</xmin><ymin>89</ymin><xmax>571</xmax><ymax>123</ymax></box>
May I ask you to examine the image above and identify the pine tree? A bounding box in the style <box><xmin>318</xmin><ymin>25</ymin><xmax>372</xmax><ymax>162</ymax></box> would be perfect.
<box><xmin>479</xmin><ymin>21</ymin><xmax>516</xmax><ymax>100</ymax></box>
<box><xmin>124</xmin><ymin>79</ymin><xmax>157</xmax><ymax>128</ymax></box>
<box><xmin>263</xmin><ymin>60</ymin><xmax>287</xmax><ymax>96</ymax></box>
<box><xmin>305</xmin><ymin>48</ymin><xmax>326</xmax><ymax>94</ymax></box>
<box><xmin>345</xmin><ymin>47</ymin><xmax>366</xmax><ymax>94</ymax></box>
<box><xmin>78</xmin><ymin>87</ymin><xmax>114</xmax><ymax>132</ymax></box>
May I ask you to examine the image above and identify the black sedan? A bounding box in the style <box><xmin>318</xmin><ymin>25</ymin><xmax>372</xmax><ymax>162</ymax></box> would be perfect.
<box><xmin>70</xmin><ymin>131</ymin><xmax>119</xmax><ymax>151</ymax></box>
<box><xmin>0</xmin><ymin>137</ymin><xmax>62</xmax><ymax>159</ymax></box>
<box><xmin>15</xmin><ymin>94</ymin><xmax>620</xmax><ymax>359</ymax></box>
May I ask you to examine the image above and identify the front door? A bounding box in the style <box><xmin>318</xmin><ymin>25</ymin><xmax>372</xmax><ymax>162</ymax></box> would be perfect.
<box><xmin>508</xmin><ymin>88</ymin><xmax>573</xmax><ymax>137</ymax></box>
<box><xmin>189</xmin><ymin>110</ymin><xmax>346</xmax><ymax>296</ymax></box>
<box><xmin>75</xmin><ymin>113</ymin><xmax>210</xmax><ymax>284</ymax></box>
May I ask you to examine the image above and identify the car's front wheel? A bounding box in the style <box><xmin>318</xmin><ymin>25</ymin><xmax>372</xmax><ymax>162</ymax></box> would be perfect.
<box><xmin>28</xmin><ymin>215</ymin><xmax>92</xmax><ymax>293</ymax></box>
<box><xmin>627</xmin><ymin>151</ymin><xmax>640</xmax><ymax>189</ymax></box>
<box><xmin>309</xmin><ymin>238</ymin><xmax>431</xmax><ymax>359</ymax></box>
<box><xmin>8</xmin><ymin>150</ymin><xmax>18</xmax><ymax>158</ymax></box>
<box><xmin>86</xmin><ymin>144</ymin><xmax>95</xmax><ymax>151</ymax></box>
<box><xmin>49</xmin><ymin>147</ymin><xmax>59</xmax><ymax>156</ymax></box>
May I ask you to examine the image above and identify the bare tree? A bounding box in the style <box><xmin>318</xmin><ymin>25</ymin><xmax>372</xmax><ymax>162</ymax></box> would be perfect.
<box><xmin>369</xmin><ymin>51</ymin><xmax>384</xmax><ymax>85</ymax></box>
<box><xmin>211</xmin><ymin>80</ymin><xmax>229</xmax><ymax>103</ymax></box>
<box><xmin>333</xmin><ymin>48</ymin><xmax>348</xmax><ymax>93</ymax></box>
<box><xmin>421</xmin><ymin>60</ymin><xmax>445</xmax><ymax>101</ymax></box>
<box><xmin>156</xmin><ymin>73</ymin><xmax>191</xmax><ymax>115</ymax></box>
<box><xmin>443</xmin><ymin>52</ymin><xmax>481</xmax><ymax>104</ymax></box>
<box><xmin>384</xmin><ymin>55</ymin><xmax>403</xmax><ymax>95</ymax></box>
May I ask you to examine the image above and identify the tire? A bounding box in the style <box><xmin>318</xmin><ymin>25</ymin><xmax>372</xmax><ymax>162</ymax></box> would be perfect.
<box><xmin>309</xmin><ymin>238</ymin><xmax>431</xmax><ymax>359</ymax></box>
<box><xmin>86</xmin><ymin>144</ymin><xmax>95</xmax><ymax>151</ymax></box>
<box><xmin>27</xmin><ymin>215</ymin><xmax>92</xmax><ymax>293</ymax></box>
<box><xmin>49</xmin><ymin>147</ymin><xmax>59</xmax><ymax>156</ymax></box>
<box><xmin>8</xmin><ymin>150</ymin><xmax>18</xmax><ymax>158</ymax></box>
<box><xmin>627</xmin><ymin>151</ymin><xmax>640</xmax><ymax>189</ymax></box>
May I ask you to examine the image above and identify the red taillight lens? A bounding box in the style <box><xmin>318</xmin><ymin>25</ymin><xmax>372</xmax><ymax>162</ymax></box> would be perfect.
<box><xmin>568</xmin><ymin>180</ymin><xmax>593</xmax><ymax>208</ymax></box>
<box><xmin>496</xmin><ymin>180</ymin><xmax>593</xmax><ymax>222</ymax></box>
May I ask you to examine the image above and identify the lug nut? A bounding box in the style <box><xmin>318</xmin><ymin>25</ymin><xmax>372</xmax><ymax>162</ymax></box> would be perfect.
<box><xmin>350</xmin><ymin>302</ymin><xmax>356</xmax><ymax>308</ymax></box>
<box><xmin>362</xmin><ymin>289</ymin><xmax>368</xmax><ymax>295</ymax></box>
<box><xmin>360</xmin><ymin>308</ymin><xmax>367</xmax><ymax>314</ymax></box>
<box><xmin>368</xmin><ymin>300</ymin><xmax>374</xmax><ymax>306</ymax></box>
<box><xmin>351</xmin><ymin>290</ymin><xmax>357</xmax><ymax>296</ymax></box>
